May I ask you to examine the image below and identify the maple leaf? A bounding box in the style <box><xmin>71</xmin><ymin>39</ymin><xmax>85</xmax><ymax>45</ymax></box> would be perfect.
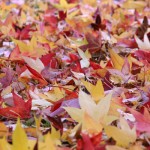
<box><xmin>91</xmin><ymin>14</ymin><xmax>106</xmax><ymax>31</ymax></box>
<box><xmin>52</xmin><ymin>0</ymin><xmax>77</xmax><ymax>10</ymax></box>
<box><xmin>78</xmin><ymin>49</ymin><xmax>90</xmax><ymax>68</ymax></box>
<box><xmin>81</xmin><ymin>79</ymin><xmax>104</xmax><ymax>102</ymax></box>
<box><xmin>128</xmin><ymin>107</ymin><xmax>150</xmax><ymax>133</ymax></box>
<box><xmin>38</xmin><ymin>125</ymin><xmax>61</xmax><ymax>149</ymax></box>
<box><xmin>135</xmin><ymin>28</ymin><xmax>150</xmax><ymax>50</ymax></box>
<box><xmin>80</xmin><ymin>32</ymin><xmax>101</xmax><ymax>53</ymax></box>
<box><xmin>40</xmin><ymin>82</ymin><xmax>67</xmax><ymax>102</ymax></box>
<box><xmin>0</xmin><ymin>67</ymin><xmax>15</xmax><ymax>88</ymax></box>
<box><xmin>136</xmin><ymin>16</ymin><xmax>149</xmax><ymax>40</ymax></box>
<box><xmin>12</xmin><ymin>35</ymin><xmax>49</xmax><ymax>58</ymax></box>
<box><xmin>105</xmin><ymin>117</ymin><xmax>136</xmax><ymax>147</ymax></box>
<box><xmin>13</xmin><ymin>24</ymin><xmax>35</xmax><ymax>40</ymax></box>
<box><xmin>108</xmin><ymin>49</ymin><xmax>124</xmax><ymax>70</ymax></box>
<box><xmin>0</xmin><ymin>137</ymin><xmax>11</xmax><ymax>150</ymax></box>
<box><xmin>134</xmin><ymin>50</ymin><xmax>150</xmax><ymax>63</ymax></box>
<box><xmin>22</xmin><ymin>56</ymin><xmax>45</xmax><ymax>74</ymax></box>
<box><xmin>12</xmin><ymin>118</ymin><xmax>36</xmax><ymax>150</ymax></box>
<box><xmin>108</xmin><ymin>58</ymin><xmax>134</xmax><ymax>84</ymax></box>
<box><xmin>0</xmin><ymin>91</ymin><xmax>31</xmax><ymax>119</ymax></box>
<box><xmin>77</xmin><ymin>133</ymin><xmax>101</xmax><ymax>150</ymax></box>
<box><xmin>64</xmin><ymin>90</ymin><xmax>116</xmax><ymax>134</ymax></box>
<box><xmin>12</xmin><ymin>118</ymin><xmax>28</xmax><ymax>150</ymax></box>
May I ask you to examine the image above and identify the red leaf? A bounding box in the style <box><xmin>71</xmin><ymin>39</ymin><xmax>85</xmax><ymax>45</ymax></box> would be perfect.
<box><xmin>77</xmin><ymin>134</ymin><xmax>95</xmax><ymax>150</ymax></box>
<box><xmin>80</xmin><ymin>32</ymin><xmax>101</xmax><ymax>53</ymax></box>
<box><xmin>90</xmin><ymin>61</ymin><xmax>102</xmax><ymax>69</ymax></box>
<box><xmin>0</xmin><ymin>91</ymin><xmax>32</xmax><ymax>119</ymax></box>
<box><xmin>91</xmin><ymin>132</ymin><xmax>102</xmax><ymax>147</ymax></box>
<box><xmin>51</xmin><ymin>92</ymin><xmax>78</xmax><ymax>112</ymax></box>
<box><xmin>40</xmin><ymin>53</ymin><xmax>56</xmax><ymax>66</ymax></box>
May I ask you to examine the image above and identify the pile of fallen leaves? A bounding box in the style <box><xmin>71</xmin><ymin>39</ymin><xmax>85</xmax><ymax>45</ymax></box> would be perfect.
<box><xmin>0</xmin><ymin>0</ymin><xmax>150</xmax><ymax>149</ymax></box>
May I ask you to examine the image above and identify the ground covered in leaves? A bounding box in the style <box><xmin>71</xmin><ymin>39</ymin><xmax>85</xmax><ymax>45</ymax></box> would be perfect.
<box><xmin>0</xmin><ymin>0</ymin><xmax>150</xmax><ymax>149</ymax></box>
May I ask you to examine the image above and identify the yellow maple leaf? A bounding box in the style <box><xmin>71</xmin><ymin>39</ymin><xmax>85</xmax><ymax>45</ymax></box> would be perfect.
<box><xmin>12</xmin><ymin>118</ymin><xmax>36</xmax><ymax>150</ymax></box>
<box><xmin>52</xmin><ymin>0</ymin><xmax>77</xmax><ymax>10</ymax></box>
<box><xmin>38</xmin><ymin>133</ymin><xmax>56</xmax><ymax>150</ymax></box>
<box><xmin>65</xmin><ymin>90</ymin><xmax>115</xmax><ymax>134</ymax></box>
<box><xmin>12</xmin><ymin>35</ymin><xmax>49</xmax><ymax>58</ymax></box>
<box><xmin>64</xmin><ymin>107</ymin><xmax>84</xmax><ymax>123</ymax></box>
<box><xmin>109</xmin><ymin>49</ymin><xmax>124</xmax><ymax>70</ymax></box>
<box><xmin>41</xmin><ymin>83</ymin><xmax>66</xmax><ymax>102</ymax></box>
<box><xmin>82</xmin><ymin>79</ymin><xmax>104</xmax><ymax>102</ymax></box>
<box><xmin>0</xmin><ymin>137</ymin><xmax>11</xmax><ymax>150</ymax></box>
<box><xmin>82</xmin><ymin>112</ymin><xmax>103</xmax><ymax>134</ymax></box>
<box><xmin>12</xmin><ymin>118</ymin><xmax>28</xmax><ymax>150</ymax></box>
<box><xmin>105</xmin><ymin>117</ymin><xmax>136</xmax><ymax>147</ymax></box>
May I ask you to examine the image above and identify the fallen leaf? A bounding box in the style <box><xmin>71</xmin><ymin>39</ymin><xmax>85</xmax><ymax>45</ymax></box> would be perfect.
<box><xmin>82</xmin><ymin>79</ymin><xmax>104</xmax><ymax>102</ymax></box>
<box><xmin>12</xmin><ymin>118</ymin><xmax>28</xmax><ymax>150</ymax></box>
<box><xmin>105</xmin><ymin>117</ymin><xmax>136</xmax><ymax>147</ymax></box>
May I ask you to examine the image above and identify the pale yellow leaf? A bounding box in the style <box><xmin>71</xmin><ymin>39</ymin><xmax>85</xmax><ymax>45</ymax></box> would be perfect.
<box><xmin>78</xmin><ymin>49</ymin><xmax>90</xmax><ymax>68</ymax></box>
<box><xmin>95</xmin><ymin>93</ymin><xmax>112</xmax><ymax>122</ymax></box>
<box><xmin>22</xmin><ymin>56</ymin><xmax>45</xmax><ymax>73</ymax></box>
<box><xmin>1</xmin><ymin>86</ymin><xmax>12</xmax><ymax>97</ymax></box>
<box><xmin>79</xmin><ymin>89</ymin><xmax>96</xmax><ymax>118</ymax></box>
<box><xmin>103</xmin><ymin>115</ymin><xmax>118</xmax><ymax>125</ymax></box>
<box><xmin>64</xmin><ymin>107</ymin><xmax>84</xmax><ymax>122</ymax></box>
<box><xmin>82</xmin><ymin>112</ymin><xmax>102</xmax><ymax>134</ymax></box>
<box><xmin>105</xmin><ymin>117</ymin><xmax>136</xmax><ymax>147</ymax></box>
